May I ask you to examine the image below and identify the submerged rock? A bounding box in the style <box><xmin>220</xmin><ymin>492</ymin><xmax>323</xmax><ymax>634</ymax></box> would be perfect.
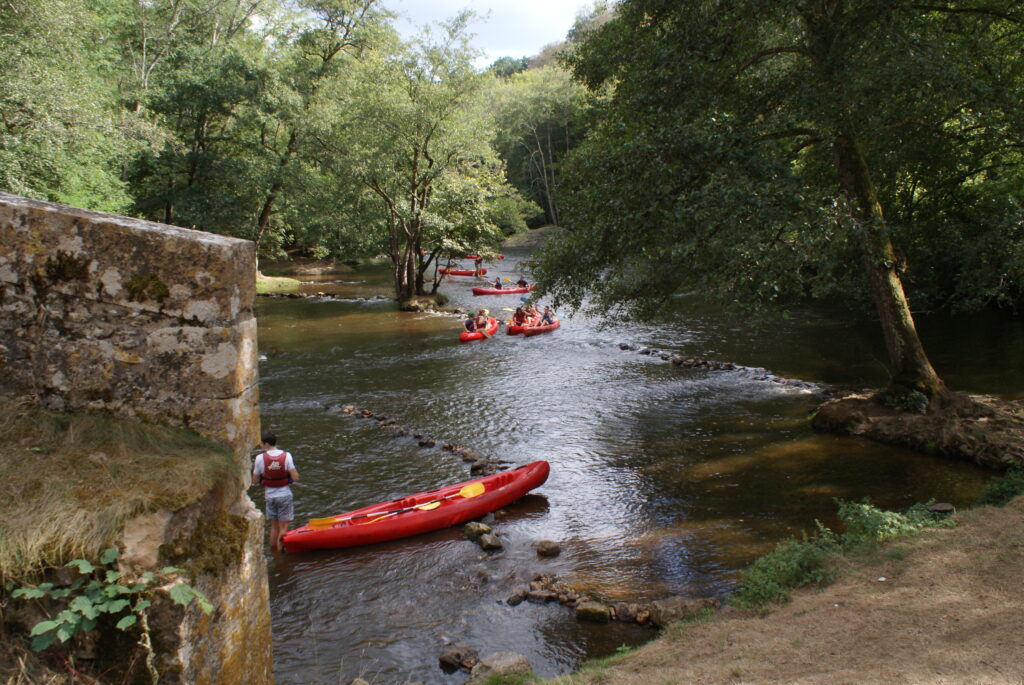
<box><xmin>535</xmin><ymin>540</ymin><xmax>561</xmax><ymax>557</ymax></box>
<box><xmin>576</xmin><ymin>600</ymin><xmax>612</xmax><ymax>623</ymax></box>
<box><xmin>438</xmin><ymin>643</ymin><xmax>479</xmax><ymax>673</ymax></box>
<box><xmin>477</xmin><ymin>534</ymin><xmax>503</xmax><ymax>551</ymax></box>
<box><xmin>464</xmin><ymin>522</ymin><xmax>491</xmax><ymax>539</ymax></box>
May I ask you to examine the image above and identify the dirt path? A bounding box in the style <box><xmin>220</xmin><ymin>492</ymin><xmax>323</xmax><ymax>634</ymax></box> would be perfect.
<box><xmin>555</xmin><ymin>497</ymin><xmax>1024</xmax><ymax>684</ymax></box>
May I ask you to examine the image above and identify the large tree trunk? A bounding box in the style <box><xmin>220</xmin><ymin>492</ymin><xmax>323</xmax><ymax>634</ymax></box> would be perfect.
<box><xmin>832</xmin><ymin>133</ymin><xmax>945</xmax><ymax>397</ymax></box>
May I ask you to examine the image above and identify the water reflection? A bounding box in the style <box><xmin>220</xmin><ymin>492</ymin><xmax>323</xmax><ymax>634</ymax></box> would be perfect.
<box><xmin>255</xmin><ymin>248</ymin><xmax>1009</xmax><ymax>683</ymax></box>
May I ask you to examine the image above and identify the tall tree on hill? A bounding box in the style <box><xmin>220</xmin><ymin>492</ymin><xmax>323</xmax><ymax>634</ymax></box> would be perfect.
<box><xmin>535</xmin><ymin>0</ymin><xmax>1024</xmax><ymax>400</ymax></box>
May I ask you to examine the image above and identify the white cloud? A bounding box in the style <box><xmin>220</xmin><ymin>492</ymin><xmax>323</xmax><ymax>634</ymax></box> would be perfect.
<box><xmin>385</xmin><ymin>0</ymin><xmax>594</xmax><ymax>66</ymax></box>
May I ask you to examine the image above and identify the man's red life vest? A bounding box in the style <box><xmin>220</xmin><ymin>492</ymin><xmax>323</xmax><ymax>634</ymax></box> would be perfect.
<box><xmin>260</xmin><ymin>451</ymin><xmax>291</xmax><ymax>488</ymax></box>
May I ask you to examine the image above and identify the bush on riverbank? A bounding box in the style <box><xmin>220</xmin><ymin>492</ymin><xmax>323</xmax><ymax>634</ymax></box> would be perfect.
<box><xmin>256</xmin><ymin>273</ymin><xmax>301</xmax><ymax>294</ymax></box>
<box><xmin>729</xmin><ymin>499</ymin><xmax>955</xmax><ymax>610</ymax></box>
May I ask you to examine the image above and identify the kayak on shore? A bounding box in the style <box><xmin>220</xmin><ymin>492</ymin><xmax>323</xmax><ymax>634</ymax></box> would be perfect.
<box><xmin>441</xmin><ymin>268</ymin><xmax>486</xmax><ymax>276</ymax></box>
<box><xmin>471</xmin><ymin>285</ymin><xmax>533</xmax><ymax>296</ymax></box>
<box><xmin>282</xmin><ymin>461</ymin><xmax>550</xmax><ymax>552</ymax></box>
<box><xmin>459</xmin><ymin>317</ymin><xmax>499</xmax><ymax>342</ymax></box>
<box><xmin>523</xmin><ymin>318</ymin><xmax>560</xmax><ymax>337</ymax></box>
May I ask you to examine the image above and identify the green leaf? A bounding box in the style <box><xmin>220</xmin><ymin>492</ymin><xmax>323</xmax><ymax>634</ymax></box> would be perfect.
<box><xmin>102</xmin><ymin>599</ymin><xmax>130</xmax><ymax>613</ymax></box>
<box><xmin>30</xmin><ymin>620</ymin><xmax>58</xmax><ymax>636</ymax></box>
<box><xmin>99</xmin><ymin>547</ymin><xmax>119</xmax><ymax>565</ymax></box>
<box><xmin>159</xmin><ymin>566</ymin><xmax>183</xmax><ymax>575</ymax></box>
<box><xmin>168</xmin><ymin>583</ymin><xmax>196</xmax><ymax>606</ymax></box>
<box><xmin>65</xmin><ymin>559</ymin><xmax>96</xmax><ymax>574</ymax></box>
<box><xmin>13</xmin><ymin>587</ymin><xmax>46</xmax><ymax>600</ymax></box>
<box><xmin>56</xmin><ymin>625</ymin><xmax>76</xmax><ymax>643</ymax></box>
<box><xmin>133</xmin><ymin>599</ymin><xmax>152</xmax><ymax>612</ymax></box>
<box><xmin>69</xmin><ymin>595</ymin><xmax>99</xmax><ymax>620</ymax></box>
<box><xmin>115</xmin><ymin>615</ymin><xmax>138</xmax><ymax>631</ymax></box>
<box><xmin>105</xmin><ymin>569</ymin><xmax>121</xmax><ymax>584</ymax></box>
<box><xmin>31</xmin><ymin>633</ymin><xmax>56</xmax><ymax>651</ymax></box>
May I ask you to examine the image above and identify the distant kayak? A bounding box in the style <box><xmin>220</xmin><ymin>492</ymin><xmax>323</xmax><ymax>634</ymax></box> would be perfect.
<box><xmin>282</xmin><ymin>461</ymin><xmax>550</xmax><ymax>552</ymax></box>
<box><xmin>465</xmin><ymin>254</ymin><xmax>504</xmax><ymax>260</ymax></box>
<box><xmin>471</xmin><ymin>285</ymin><xmax>533</xmax><ymax>296</ymax></box>
<box><xmin>441</xmin><ymin>268</ymin><xmax>486</xmax><ymax>276</ymax></box>
<box><xmin>523</xmin><ymin>318</ymin><xmax>560</xmax><ymax>337</ymax></box>
<box><xmin>459</xmin><ymin>317</ymin><xmax>499</xmax><ymax>342</ymax></box>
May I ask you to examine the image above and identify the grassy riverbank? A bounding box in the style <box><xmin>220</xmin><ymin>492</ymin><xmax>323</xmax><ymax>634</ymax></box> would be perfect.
<box><xmin>546</xmin><ymin>489</ymin><xmax>1024</xmax><ymax>684</ymax></box>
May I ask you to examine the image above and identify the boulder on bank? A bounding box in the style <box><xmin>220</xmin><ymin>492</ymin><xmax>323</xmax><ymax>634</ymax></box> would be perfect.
<box><xmin>649</xmin><ymin>596</ymin><xmax>720</xmax><ymax>628</ymax></box>
<box><xmin>468</xmin><ymin>652</ymin><xmax>532</xmax><ymax>684</ymax></box>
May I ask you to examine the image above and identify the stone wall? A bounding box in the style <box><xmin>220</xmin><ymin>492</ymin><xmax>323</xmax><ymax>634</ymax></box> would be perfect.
<box><xmin>0</xmin><ymin>192</ymin><xmax>273</xmax><ymax>683</ymax></box>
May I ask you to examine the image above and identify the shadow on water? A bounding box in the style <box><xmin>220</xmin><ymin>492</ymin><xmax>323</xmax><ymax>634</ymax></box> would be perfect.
<box><xmin>254</xmin><ymin>250</ymin><xmax>1015</xmax><ymax>683</ymax></box>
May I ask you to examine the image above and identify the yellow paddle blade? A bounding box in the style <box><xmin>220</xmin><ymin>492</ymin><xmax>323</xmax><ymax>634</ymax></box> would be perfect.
<box><xmin>460</xmin><ymin>482</ymin><xmax>485</xmax><ymax>498</ymax></box>
<box><xmin>307</xmin><ymin>517</ymin><xmax>340</xmax><ymax>530</ymax></box>
<box><xmin>415</xmin><ymin>500</ymin><xmax>441</xmax><ymax>510</ymax></box>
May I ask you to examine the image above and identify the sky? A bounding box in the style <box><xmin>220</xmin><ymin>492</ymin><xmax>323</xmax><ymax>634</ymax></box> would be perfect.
<box><xmin>384</xmin><ymin>0</ymin><xmax>596</xmax><ymax>67</ymax></box>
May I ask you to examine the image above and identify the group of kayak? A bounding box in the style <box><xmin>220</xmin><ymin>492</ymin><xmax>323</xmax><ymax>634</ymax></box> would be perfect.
<box><xmin>459</xmin><ymin>304</ymin><xmax>560</xmax><ymax>342</ymax></box>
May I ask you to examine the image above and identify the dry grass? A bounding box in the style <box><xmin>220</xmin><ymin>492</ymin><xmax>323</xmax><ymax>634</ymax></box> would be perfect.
<box><xmin>552</xmin><ymin>496</ymin><xmax>1024</xmax><ymax>684</ymax></box>
<box><xmin>0</xmin><ymin>395</ymin><xmax>235</xmax><ymax>582</ymax></box>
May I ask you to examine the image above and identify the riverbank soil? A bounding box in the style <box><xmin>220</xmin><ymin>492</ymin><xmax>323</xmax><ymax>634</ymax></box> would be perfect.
<box><xmin>811</xmin><ymin>391</ymin><xmax>1024</xmax><ymax>470</ymax></box>
<box><xmin>557</xmin><ymin>496</ymin><xmax>1024</xmax><ymax>684</ymax></box>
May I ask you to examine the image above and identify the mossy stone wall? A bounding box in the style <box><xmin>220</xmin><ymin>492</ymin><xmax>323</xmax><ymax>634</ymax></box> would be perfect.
<box><xmin>0</xmin><ymin>192</ymin><xmax>272</xmax><ymax>684</ymax></box>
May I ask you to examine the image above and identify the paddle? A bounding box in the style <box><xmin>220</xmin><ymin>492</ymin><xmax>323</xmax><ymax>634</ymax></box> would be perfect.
<box><xmin>307</xmin><ymin>481</ymin><xmax>486</xmax><ymax>530</ymax></box>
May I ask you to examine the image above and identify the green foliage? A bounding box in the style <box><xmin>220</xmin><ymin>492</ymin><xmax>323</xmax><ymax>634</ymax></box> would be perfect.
<box><xmin>975</xmin><ymin>467</ymin><xmax>1024</xmax><ymax>508</ymax></box>
<box><xmin>876</xmin><ymin>389</ymin><xmax>929</xmax><ymax>414</ymax></box>
<box><xmin>730</xmin><ymin>498</ymin><xmax>953</xmax><ymax>610</ymax></box>
<box><xmin>12</xmin><ymin>548</ymin><xmax>213</xmax><ymax>653</ymax></box>
<box><xmin>535</xmin><ymin>0</ymin><xmax>1024</xmax><ymax>329</ymax></box>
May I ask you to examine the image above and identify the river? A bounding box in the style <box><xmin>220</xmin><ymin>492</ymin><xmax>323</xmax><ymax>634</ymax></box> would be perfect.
<box><xmin>253</xmin><ymin>244</ymin><xmax>1021</xmax><ymax>684</ymax></box>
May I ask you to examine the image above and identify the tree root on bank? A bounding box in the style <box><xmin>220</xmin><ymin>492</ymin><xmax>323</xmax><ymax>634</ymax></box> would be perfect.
<box><xmin>811</xmin><ymin>390</ymin><xmax>1024</xmax><ymax>470</ymax></box>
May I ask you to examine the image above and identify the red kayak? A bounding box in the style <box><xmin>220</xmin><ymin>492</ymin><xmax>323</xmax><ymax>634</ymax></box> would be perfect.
<box><xmin>282</xmin><ymin>461</ymin><xmax>550</xmax><ymax>552</ymax></box>
<box><xmin>459</xmin><ymin>317</ymin><xmax>499</xmax><ymax>342</ymax></box>
<box><xmin>523</xmin><ymin>318</ymin><xmax>560</xmax><ymax>337</ymax></box>
<box><xmin>465</xmin><ymin>254</ymin><xmax>504</xmax><ymax>260</ymax></box>
<box><xmin>440</xmin><ymin>268</ymin><xmax>486</xmax><ymax>276</ymax></box>
<box><xmin>506</xmin><ymin>317</ymin><xmax>538</xmax><ymax>335</ymax></box>
<box><xmin>471</xmin><ymin>285</ymin><xmax>533</xmax><ymax>296</ymax></box>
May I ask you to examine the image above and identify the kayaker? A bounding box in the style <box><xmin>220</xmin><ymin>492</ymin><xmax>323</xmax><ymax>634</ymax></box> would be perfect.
<box><xmin>512</xmin><ymin>307</ymin><xmax>529</xmax><ymax>326</ymax></box>
<box><xmin>464</xmin><ymin>311</ymin><xmax>477</xmax><ymax>332</ymax></box>
<box><xmin>492</xmin><ymin>277</ymin><xmax>503</xmax><ymax>290</ymax></box>
<box><xmin>540</xmin><ymin>306</ymin><xmax>555</xmax><ymax>325</ymax></box>
<box><xmin>252</xmin><ymin>431</ymin><xmax>300</xmax><ymax>553</ymax></box>
<box><xmin>475</xmin><ymin>309</ymin><xmax>490</xmax><ymax>330</ymax></box>
<box><xmin>525</xmin><ymin>303</ymin><xmax>541</xmax><ymax>320</ymax></box>
<box><xmin>516</xmin><ymin>276</ymin><xmax>528</xmax><ymax>288</ymax></box>
<box><xmin>473</xmin><ymin>257</ymin><xmax>484</xmax><ymax>278</ymax></box>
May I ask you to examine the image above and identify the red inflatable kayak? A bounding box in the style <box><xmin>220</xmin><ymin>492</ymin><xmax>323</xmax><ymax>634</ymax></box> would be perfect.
<box><xmin>471</xmin><ymin>285</ymin><xmax>533</xmax><ymax>296</ymax></box>
<box><xmin>440</xmin><ymin>268</ymin><xmax>486</xmax><ymax>276</ymax></box>
<box><xmin>459</xmin><ymin>317</ymin><xmax>499</xmax><ymax>342</ymax></box>
<box><xmin>282</xmin><ymin>461</ymin><xmax>550</xmax><ymax>552</ymax></box>
<box><xmin>506</xmin><ymin>317</ymin><xmax>538</xmax><ymax>335</ymax></box>
<box><xmin>523</xmin><ymin>318</ymin><xmax>560</xmax><ymax>337</ymax></box>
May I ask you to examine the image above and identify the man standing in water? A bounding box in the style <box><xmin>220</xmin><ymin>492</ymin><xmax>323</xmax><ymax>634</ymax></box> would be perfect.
<box><xmin>252</xmin><ymin>431</ymin><xmax>299</xmax><ymax>553</ymax></box>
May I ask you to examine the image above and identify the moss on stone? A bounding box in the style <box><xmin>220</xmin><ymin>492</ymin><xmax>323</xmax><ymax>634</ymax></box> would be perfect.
<box><xmin>160</xmin><ymin>509</ymin><xmax>249</xmax><ymax>580</ymax></box>
<box><xmin>43</xmin><ymin>251</ymin><xmax>91</xmax><ymax>282</ymax></box>
<box><xmin>123</xmin><ymin>273</ymin><xmax>170</xmax><ymax>303</ymax></box>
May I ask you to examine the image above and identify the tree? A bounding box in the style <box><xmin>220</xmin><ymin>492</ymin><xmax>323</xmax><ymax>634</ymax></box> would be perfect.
<box><xmin>536</xmin><ymin>0</ymin><xmax>1024</xmax><ymax>399</ymax></box>
<box><xmin>492</xmin><ymin>66</ymin><xmax>588</xmax><ymax>226</ymax></box>
<box><xmin>335</xmin><ymin>14</ymin><xmax>510</xmax><ymax>300</ymax></box>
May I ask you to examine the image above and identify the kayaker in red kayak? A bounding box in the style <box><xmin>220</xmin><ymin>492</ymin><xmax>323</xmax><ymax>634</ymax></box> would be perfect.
<box><xmin>491</xmin><ymin>277</ymin><xmax>504</xmax><ymax>290</ymax></box>
<box><xmin>252</xmin><ymin>431</ymin><xmax>300</xmax><ymax>553</ymax></box>
<box><xmin>474</xmin><ymin>309</ymin><xmax>490</xmax><ymax>330</ymax></box>
<box><xmin>511</xmin><ymin>307</ymin><xmax>529</xmax><ymax>326</ymax></box>
<box><xmin>516</xmin><ymin>276</ymin><xmax>528</xmax><ymax>288</ymax></box>
<box><xmin>464</xmin><ymin>311</ymin><xmax>477</xmax><ymax>332</ymax></box>
<box><xmin>540</xmin><ymin>306</ymin><xmax>555</xmax><ymax>325</ymax></box>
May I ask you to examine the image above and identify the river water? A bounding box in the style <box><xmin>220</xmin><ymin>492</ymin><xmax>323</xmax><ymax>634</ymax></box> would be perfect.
<box><xmin>253</xmin><ymin>246</ymin><xmax>1020</xmax><ymax>684</ymax></box>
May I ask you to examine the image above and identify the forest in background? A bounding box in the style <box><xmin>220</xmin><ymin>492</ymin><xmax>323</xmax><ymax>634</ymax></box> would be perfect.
<box><xmin>2</xmin><ymin>0</ymin><xmax>1022</xmax><ymax>330</ymax></box>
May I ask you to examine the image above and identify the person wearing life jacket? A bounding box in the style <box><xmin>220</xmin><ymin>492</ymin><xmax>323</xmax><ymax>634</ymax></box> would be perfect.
<box><xmin>540</xmin><ymin>306</ymin><xmax>556</xmax><ymax>325</ymax></box>
<box><xmin>464</xmin><ymin>311</ymin><xmax>478</xmax><ymax>332</ymax></box>
<box><xmin>252</xmin><ymin>431</ymin><xmax>300</xmax><ymax>553</ymax></box>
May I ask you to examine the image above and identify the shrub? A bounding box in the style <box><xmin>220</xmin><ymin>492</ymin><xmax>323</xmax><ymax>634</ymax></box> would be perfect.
<box><xmin>975</xmin><ymin>467</ymin><xmax>1024</xmax><ymax>507</ymax></box>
